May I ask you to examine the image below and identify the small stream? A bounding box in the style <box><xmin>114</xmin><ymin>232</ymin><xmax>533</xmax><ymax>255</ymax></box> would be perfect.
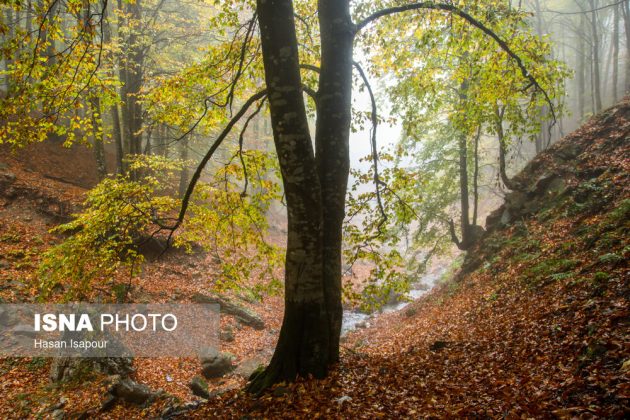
<box><xmin>341</xmin><ymin>265</ymin><xmax>449</xmax><ymax>335</ymax></box>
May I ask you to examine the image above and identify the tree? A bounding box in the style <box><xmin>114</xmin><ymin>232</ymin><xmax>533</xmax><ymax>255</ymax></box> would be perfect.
<box><xmin>247</xmin><ymin>0</ymin><xmax>560</xmax><ymax>391</ymax></box>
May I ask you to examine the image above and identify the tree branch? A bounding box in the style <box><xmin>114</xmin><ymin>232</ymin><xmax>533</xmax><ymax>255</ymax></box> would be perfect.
<box><xmin>158</xmin><ymin>89</ymin><xmax>268</xmax><ymax>238</ymax></box>
<box><xmin>352</xmin><ymin>60</ymin><xmax>386</xmax><ymax>224</ymax></box>
<box><xmin>354</xmin><ymin>2</ymin><xmax>557</xmax><ymax>123</ymax></box>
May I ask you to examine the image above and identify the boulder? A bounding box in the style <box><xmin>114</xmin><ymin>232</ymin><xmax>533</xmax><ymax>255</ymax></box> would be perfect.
<box><xmin>220</xmin><ymin>326</ymin><xmax>235</xmax><ymax>342</ymax></box>
<box><xmin>108</xmin><ymin>376</ymin><xmax>161</xmax><ymax>405</ymax></box>
<box><xmin>189</xmin><ymin>376</ymin><xmax>210</xmax><ymax>399</ymax></box>
<box><xmin>191</xmin><ymin>293</ymin><xmax>265</xmax><ymax>330</ymax></box>
<box><xmin>199</xmin><ymin>348</ymin><xmax>234</xmax><ymax>378</ymax></box>
<box><xmin>50</xmin><ymin>357</ymin><xmax>133</xmax><ymax>383</ymax></box>
<box><xmin>234</xmin><ymin>358</ymin><xmax>265</xmax><ymax>379</ymax></box>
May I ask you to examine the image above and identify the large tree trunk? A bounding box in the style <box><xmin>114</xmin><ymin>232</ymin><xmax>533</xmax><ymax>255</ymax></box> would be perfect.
<box><xmin>248</xmin><ymin>0</ymin><xmax>331</xmax><ymax>394</ymax></box>
<box><xmin>314</xmin><ymin>0</ymin><xmax>352</xmax><ymax>364</ymax></box>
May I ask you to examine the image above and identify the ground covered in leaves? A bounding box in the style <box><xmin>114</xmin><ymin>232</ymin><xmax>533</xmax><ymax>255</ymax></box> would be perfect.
<box><xmin>0</xmin><ymin>101</ymin><xmax>628</xmax><ymax>418</ymax></box>
<box><xmin>187</xmin><ymin>101</ymin><xmax>630</xmax><ymax>418</ymax></box>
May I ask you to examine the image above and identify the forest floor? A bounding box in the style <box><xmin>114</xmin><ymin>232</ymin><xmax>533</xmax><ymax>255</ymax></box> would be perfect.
<box><xmin>0</xmin><ymin>99</ymin><xmax>628</xmax><ymax>419</ymax></box>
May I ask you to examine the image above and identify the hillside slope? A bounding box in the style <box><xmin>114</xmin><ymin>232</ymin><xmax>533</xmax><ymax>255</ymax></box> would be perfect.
<box><xmin>189</xmin><ymin>102</ymin><xmax>630</xmax><ymax>418</ymax></box>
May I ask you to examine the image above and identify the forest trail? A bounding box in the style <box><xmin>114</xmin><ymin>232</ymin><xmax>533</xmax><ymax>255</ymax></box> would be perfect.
<box><xmin>0</xmin><ymin>100</ymin><xmax>628</xmax><ymax>418</ymax></box>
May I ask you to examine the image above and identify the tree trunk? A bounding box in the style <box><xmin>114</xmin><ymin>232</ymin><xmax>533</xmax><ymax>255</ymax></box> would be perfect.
<box><xmin>457</xmin><ymin>128</ymin><xmax>470</xmax><ymax>248</ymax></box>
<box><xmin>495</xmin><ymin>105</ymin><xmax>518</xmax><ymax>191</ymax></box>
<box><xmin>314</xmin><ymin>0</ymin><xmax>352</xmax><ymax>364</ymax></box>
<box><xmin>125</xmin><ymin>0</ymin><xmax>144</xmax><ymax>158</ymax></box>
<box><xmin>621</xmin><ymin>0</ymin><xmax>630</xmax><ymax>92</ymax></box>
<box><xmin>588</xmin><ymin>0</ymin><xmax>602</xmax><ymax>112</ymax></box>
<box><xmin>612</xmin><ymin>2</ymin><xmax>619</xmax><ymax>102</ymax></box>
<box><xmin>248</xmin><ymin>0</ymin><xmax>330</xmax><ymax>394</ymax></box>
<box><xmin>89</xmin><ymin>96</ymin><xmax>107</xmax><ymax>180</ymax></box>
<box><xmin>577</xmin><ymin>16</ymin><xmax>586</xmax><ymax>119</ymax></box>
<box><xmin>472</xmin><ymin>126</ymin><xmax>480</xmax><ymax>226</ymax></box>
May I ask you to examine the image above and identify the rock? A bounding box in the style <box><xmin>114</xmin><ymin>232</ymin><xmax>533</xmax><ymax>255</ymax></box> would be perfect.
<box><xmin>50</xmin><ymin>357</ymin><xmax>133</xmax><ymax>383</ymax></box>
<box><xmin>429</xmin><ymin>340</ymin><xmax>449</xmax><ymax>351</ymax></box>
<box><xmin>0</xmin><ymin>171</ymin><xmax>16</xmax><ymax>183</ymax></box>
<box><xmin>51</xmin><ymin>409</ymin><xmax>65</xmax><ymax>420</ymax></box>
<box><xmin>220</xmin><ymin>326</ymin><xmax>235</xmax><ymax>342</ymax></box>
<box><xmin>234</xmin><ymin>358</ymin><xmax>265</xmax><ymax>379</ymax></box>
<box><xmin>189</xmin><ymin>376</ymin><xmax>210</xmax><ymax>399</ymax></box>
<box><xmin>161</xmin><ymin>401</ymin><xmax>201</xmax><ymax>419</ymax></box>
<box><xmin>191</xmin><ymin>293</ymin><xmax>265</xmax><ymax>330</ymax></box>
<box><xmin>110</xmin><ymin>377</ymin><xmax>160</xmax><ymax>405</ymax></box>
<box><xmin>199</xmin><ymin>348</ymin><xmax>234</xmax><ymax>378</ymax></box>
<box><xmin>335</xmin><ymin>395</ymin><xmax>352</xmax><ymax>404</ymax></box>
<box><xmin>12</xmin><ymin>324</ymin><xmax>38</xmax><ymax>337</ymax></box>
<box><xmin>100</xmin><ymin>394</ymin><xmax>117</xmax><ymax>411</ymax></box>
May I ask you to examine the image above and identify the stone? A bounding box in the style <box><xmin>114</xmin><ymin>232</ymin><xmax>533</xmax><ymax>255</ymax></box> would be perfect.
<box><xmin>191</xmin><ymin>293</ymin><xmax>265</xmax><ymax>330</ymax></box>
<box><xmin>189</xmin><ymin>376</ymin><xmax>210</xmax><ymax>399</ymax></box>
<box><xmin>220</xmin><ymin>326</ymin><xmax>235</xmax><ymax>342</ymax></box>
<box><xmin>234</xmin><ymin>358</ymin><xmax>265</xmax><ymax>379</ymax></box>
<box><xmin>199</xmin><ymin>348</ymin><xmax>234</xmax><ymax>378</ymax></box>
<box><xmin>100</xmin><ymin>394</ymin><xmax>117</xmax><ymax>411</ymax></box>
<box><xmin>51</xmin><ymin>409</ymin><xmax>65</xmax><ymax>420</ymax></box>
<box><xmin>50</xmin><ymin>357</ymin><xmax>133</xmax><ymax>383</ymax></box>
<box><xmin>429</xmin><ymin>340</ymin><xmax>449</xmax><ymax>351</ymax></box>
<box><xmin>110</xmin><ymin>377</ymin><xmax>159</xmax><ymax>405</ymax></box>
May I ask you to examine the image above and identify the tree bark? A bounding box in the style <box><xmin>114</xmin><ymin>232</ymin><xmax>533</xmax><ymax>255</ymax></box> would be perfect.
<box><xmin>89</xmin><ymin>96</ymin><xmax>107</xmax><ymax>180</ymax></box>
<box><xmin>588</xmin><ymin>0</ymin><xmax>602</xmax><ymax>112</ymax></box>
<box><xmin>495</xmin><ymin>105</ymin><xmax>518</xmax><ymax>191</ymax></box>
<box><xmin>314</xmin><ymin>0</ymin><xmax>352</xmax><ymax>364</ymax></box>
<box><xmin>248</xmin><ymin>0</ymin><xmax>330</xmax><ymax>394</ymax></box>
<box><xmin>577</xmin><ymin>15</ymin><xmax>586</xmax><ymax>119</ymax></box>
<box><xmin>612</xmin><ymin>2</ymin><xmax>619</xmax><ymax>102</ymax></box>
<box><xmin>621</xmin><ymin>0</ymin><xmax>630</xmax><ymax>92</ymax></box>
<box><xmin>102</xmin><ymin>2</ymin><xmax>125</xmax><ymax>174</ymax></box>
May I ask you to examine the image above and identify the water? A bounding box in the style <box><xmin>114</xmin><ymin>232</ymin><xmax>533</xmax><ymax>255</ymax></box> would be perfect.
<box><xmin>341</xmin><ymin>265</ymin><xmax>449</xmax><ymax>335</ymax></box>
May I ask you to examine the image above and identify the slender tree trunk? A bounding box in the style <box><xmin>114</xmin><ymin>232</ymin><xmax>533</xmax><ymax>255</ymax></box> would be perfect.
<box><xmin>5</xmin><ymin>8</ymin><xmax>14</xmax><ymax>93</ymax></box>
<box><xmin>248</xmin><ymin>0</ymin><xmax>331</xmax><ymax>394</ymax></box>
<box><xmin>102</xmin><ymin>2</ymin><xmax>125</xmax><ymax>174</ymax></box>
<box><xmin>125</xmin><ymin>0</ymin><xmax>144</xmax><ymax>160</ymax></box>
<box><xmin>588</xmin><ymin>0</ymin><xmax>602</xmax><ymax>112</ymax></box>
<box><xmin>495</xmin><ymin>105</ymin><xmax>518</xmax><ymax>191</ymax></box>
<box><xmin>612</xmin><ymin>3</ymin><xmax>619</xmax><ymax>102</ymax></box>
<box><xmin>532</xmin><ymin>0</ymin><xmax>549</xmax><ymax>152</ymax></box>
<box><xmin>314</xmin><ymin>0</ymin><xmax>352</xmax><ymax>364</ymax></box>
<box><xmin>577</xmin><ymin>16</ymin><xmax>586</xmax><ymax>119</ymax></box>
<box><xmin>458</xmin><ymin>129</ymin><xmax>470</xmax><ymax>244</ymax></box>
<box><xmin>621</xmin><ymin>0</ymin><xmax>630</xmax><ymax>92</ymax></box>
<box><xmin>89</xmin><ymin>96</ymin><xmax>107</xmax><ymax>180</ymax></box>
<box><xmin>472</xmin><ymin>126</ymin><xmax>480</xmax><ymax>226</ymax></box>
